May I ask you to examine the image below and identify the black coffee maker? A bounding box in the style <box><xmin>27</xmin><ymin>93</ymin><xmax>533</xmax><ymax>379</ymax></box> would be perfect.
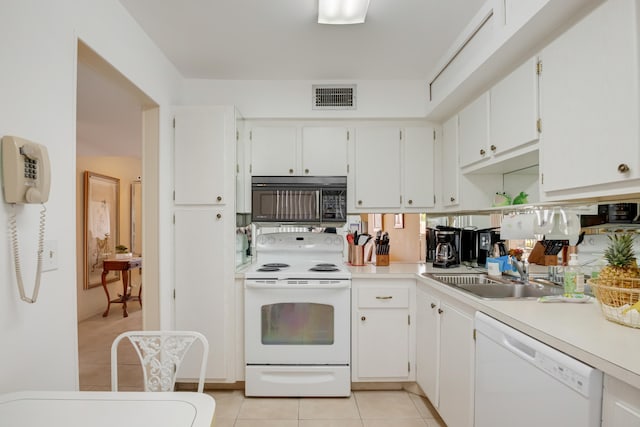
<box><xmin>476</xmin><ymin>228</ymin><xmax>502</xmax><ymax>266</ymax></box>
<box><xmin>433</xmin><ymin>227</ymin><xmax>461</xmax><ymax>268</ymax></box>
<box><xmin>425</xmin><ymin>228</ymin><xmax>438</xmax><ymax>262</ymax></box>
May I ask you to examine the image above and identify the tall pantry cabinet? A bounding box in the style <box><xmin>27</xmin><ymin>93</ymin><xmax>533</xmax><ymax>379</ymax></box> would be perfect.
<box><xmin>172</xmin><ymin>106</ymin><xmax>238</xmax><ymax>382</ymax></box>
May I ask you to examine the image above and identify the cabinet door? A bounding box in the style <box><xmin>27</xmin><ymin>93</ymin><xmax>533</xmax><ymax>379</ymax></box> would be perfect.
<box><xmin>174</xmin><ymin>106</ymin><xmax>229</xmax><ymax>205</ymax></box>
<box><xmin>458</xmin><ymin>92</ymin><xmax>490</xmax><ymax>168</ymax></box>
<box><xmin>355</xmin><ymin>308</ymin><xmax>409</xmax><ymax>379</ymax></box>
<box><xmin>354</xmin><ymin>127</ymin><xmax>401</xmax><ymax>209</ymax></box>
<box><xmin>250</xmin><ymin>126</ymin><xmax>297</xmax><ymax>176</ymax></box>
<box><xmin>416</xmin><ymin>287</ymin><xmax>440</xmax><ymax>404</ymax></box>
<box><xmin>490</xmin><ymin>57</ymin><xmax>539</xmax><ymax>156</ymax></box>
<box><xmin>301</xmin><ymin>127</ymin><xmax>348</xmax><ymax>176</ymax></box>
<box><xmin>403</xmin><ymin>127</ymin><xmax>435</xmax><ymax>208</ymax></box>
<box><xmin>441</xmin><ymin>116</ymin><xmax>460</xmax><ymax>207</ymax></box>
<box><xmin>438</xmin><ymin>301</ymin><xmax>474</xmax><ymax>427</ymax></box>
<box><xmin>603</xmin><ymin>375</ymin><xmax>640</xmax><ymax>427</ymax></box>
<box><xmin>174</xmin><ymin>208</ymin><xmax>229</xmax><ymax>380</ymax></box>
<box><xmin>540</xmin><ymin>0</ymin><xmax>639</xmax><ymax>193</ymax></box>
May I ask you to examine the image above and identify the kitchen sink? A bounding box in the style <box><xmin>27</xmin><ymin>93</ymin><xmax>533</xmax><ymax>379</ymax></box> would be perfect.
<box><xmin>422</xmin><ymin>273</ymin><xmax>564</xmax><ymax>300</ymax></box>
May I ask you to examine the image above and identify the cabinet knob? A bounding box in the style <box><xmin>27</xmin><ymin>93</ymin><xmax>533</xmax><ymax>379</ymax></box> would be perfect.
<box><xmin>450</xmin><ymin>197</ymin><xmax>455</xmax><ymax>202</ymax></box>
<box><xmin>289</xmin><ymin>168</ymin><xmax>294</xmax><ymax>174</ymax></box>
<box><xmin>216</xmin><ymin>213</ymin><xmax>222</xmax><ymax>219</ymax></box>
<box><xmin>437</xmin><ymin>308</ymin><xmax>443</xmax><ymax>314</ymax></box>
<box><xmin>430</xmin><ymin>303</ymin><xmax>436</xmax><ymax>309</ymax></box>
<box><xmin>408</xmin><ymin>199</ymin><xmax>413</xmax><ymax>205</ymax></box>
<box><xmin>618</xmin><ymin>163</ymin><xmax>630</xmax><ymax>173</ymax></box>
<box><xmin>358</xmin><ymin>200</ymin><xmax>363</xmax><ymax>205</ymax></box>
<box><xmin>490</xmin><ymin>145</ymin><xmax>496</xmax><ymax>152</ymax></box>
<box><xmin>361</xmin><ymin>316</ymin><xmax>366</xmax><ymax>321</ymax></box>
<box><xmin>480</xmin><ymin>149</ymin><xmax>486</xmax><ymax>156</ymax></box>
<box><xmin>305</xmin><ymin>168</ymin><xmax>310</xmax><ymax>174</ymax></box>
<box><xmin>216</xmin><ymin>196</ymin><xmax>222</xmax><ymax>202</ymax></box>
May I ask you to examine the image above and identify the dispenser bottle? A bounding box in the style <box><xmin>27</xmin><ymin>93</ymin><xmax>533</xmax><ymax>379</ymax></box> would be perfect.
<box><xmin>563</xmin><ymin>253</ymin><xmax>584</xmax><ymax>296</ymax></box>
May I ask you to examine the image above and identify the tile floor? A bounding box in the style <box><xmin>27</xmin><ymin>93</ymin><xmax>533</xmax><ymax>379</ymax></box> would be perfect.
<box><xmin>78</xmin><ymin>304</ymin><xmax>447</xmax><ymax>426</ymax></box>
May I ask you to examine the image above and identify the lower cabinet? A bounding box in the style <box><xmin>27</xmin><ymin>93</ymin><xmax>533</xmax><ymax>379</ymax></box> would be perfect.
<box><xmin>602</xmin><ymin>375</ymin><xmax>640</xmax><ymax>427</ymax></box>
<box><xmin>351</xmin><ymin>279</ymin><xmax>416</xmax><ymax>382</ymax></box>
<box><xmin>416</xmin><ymin>282</ymin><xmax>475</xmax><ymax>427</ymax></box>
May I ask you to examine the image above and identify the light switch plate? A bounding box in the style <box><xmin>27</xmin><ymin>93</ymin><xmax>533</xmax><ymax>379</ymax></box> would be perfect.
<box><xmin>42</xmin><ymin>240</ymin><xmax>58</xmax><ymax>272</ymax></box>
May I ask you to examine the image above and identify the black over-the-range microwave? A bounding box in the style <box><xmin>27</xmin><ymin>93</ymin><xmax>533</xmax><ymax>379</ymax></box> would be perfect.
<box><xmin>251</xmin><ymin>176</ymin><xmax>347</xmax><ymax>224</ymax></box>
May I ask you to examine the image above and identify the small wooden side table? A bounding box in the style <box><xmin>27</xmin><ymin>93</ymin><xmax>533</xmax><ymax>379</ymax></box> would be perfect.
<box><xmin>101</xmin><ymin>257</ymin><xmax>142</xmax><ymax>318</ymax></box>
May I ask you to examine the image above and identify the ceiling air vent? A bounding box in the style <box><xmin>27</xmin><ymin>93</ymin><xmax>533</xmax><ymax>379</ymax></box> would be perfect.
<box><xmin>312</xmin><ymin>85</ymin><xmax>356</xmax><ymax>110</ymax></box>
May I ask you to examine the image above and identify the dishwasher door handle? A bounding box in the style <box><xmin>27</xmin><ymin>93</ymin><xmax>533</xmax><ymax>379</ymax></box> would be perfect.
<box><xmin>502</xmin><ymin>334</ymin><xmax>536</xmax><ymax>361</ymax></box>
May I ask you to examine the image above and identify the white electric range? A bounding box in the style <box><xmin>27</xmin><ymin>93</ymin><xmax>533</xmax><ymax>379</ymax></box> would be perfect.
<box><xmin>244</xmin><ymin>232</ymin><xmax>351</xmax><ymax>397</ymax></box>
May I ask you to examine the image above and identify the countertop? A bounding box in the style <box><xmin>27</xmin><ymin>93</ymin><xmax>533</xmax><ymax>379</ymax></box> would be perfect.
<box><xmin>236</xmin><ymin>260</ymin><xmax>640</xmax><ymax>389</ymax></box>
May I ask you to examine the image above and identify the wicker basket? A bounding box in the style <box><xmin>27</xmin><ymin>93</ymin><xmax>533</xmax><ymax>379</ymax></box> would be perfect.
<box><xmin>588</xmin><ymin>278</ymin><xmax>640</xmax><ymax>328</ymax></box>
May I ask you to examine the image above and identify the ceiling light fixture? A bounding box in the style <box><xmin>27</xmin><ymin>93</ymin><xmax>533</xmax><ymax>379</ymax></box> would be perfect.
<box><xmin>318</xmin><ymin>0</ymin><xmax>370</xmax><ymax>25</ymax></box>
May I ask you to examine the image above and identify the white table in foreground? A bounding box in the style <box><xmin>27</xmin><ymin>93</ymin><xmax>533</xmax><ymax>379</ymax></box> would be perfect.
<box><xmin>0</xmin><ymin>391</ymin><xmax>215</xmax><ymax>427</ymax></box>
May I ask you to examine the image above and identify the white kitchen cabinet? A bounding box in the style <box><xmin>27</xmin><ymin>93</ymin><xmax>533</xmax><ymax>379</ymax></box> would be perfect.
<box><xmin>301</xmin><ymin>127</ymin><xmax>349</xmax><ymax>176</ymax></box>
<box><xmin>416</xmin><ymin>286</ymin><xmax>440</xmax><ymax>404</ymax></box>
<box><xmin>403</xmin><ymin>127</ymin><xmax>435</xmax><ymax>209</ymax></box>
<box><xmin>249</xmin><ymin>125</ymin><xmax>349</xmax><ymax>177</ymax></box>
<box><xmin>438</xmin><ymin>300</ymin><xmax>474</xmax><ymax>427</ymax></box>
<box><xmin>352</xmin><ymin>280</ymin><xmax>415</xmax><ymax>382</ymax></box>
<box><xmin>353</xmin><ymin>127</ymin><xmax>402</xmax><ymax>209</ymax></box>
<box><xmin>540</xmin><ymin>0</ymin><xmax>640</xmax><ymax>197</ymax></box>
<box><xmin>458</xmin><ymin>92</ymin><xmax>490</xmax><ymax>169</ymax></box>
<box><xmin>441</xmin><ymin>116</ymin><xmax>459</xmax><ymax>207</ymax></box>
<box><xmin>490</xmin><ymin>56</ymin><xmax>539</xmax><ymax>157</ymax></box>
<box><xmin>173</xmin><ymin>106</ymin><xmax>235</xmax><ymax>205</ymax></box>
<box><xmin>602</xmin><ymin>375</ymin><xmax>640</xmax><ymax>427</ymax></box>
<box><xmin>416</xmin><ymin>281</ymin><xmax>475</xmax><ymax>427</ymax></box>
<box><xmin>174</xmin><ymin>208</ymin><xmax>235</xmax><ymax>382</ymax></box>
<box><xmin>249</xmin><ymin>126</ymin><xmax>298</xmax><ymax>176</ymax></box>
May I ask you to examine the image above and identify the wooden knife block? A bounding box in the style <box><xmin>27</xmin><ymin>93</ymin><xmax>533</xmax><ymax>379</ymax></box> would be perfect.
<box><xmin>528</xmin><ymin>242</ymin><xmax>558</xmax><ymax>266</ymax></box>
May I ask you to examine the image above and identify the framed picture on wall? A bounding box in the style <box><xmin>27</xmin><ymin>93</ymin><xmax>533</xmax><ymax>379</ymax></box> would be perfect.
<box><xmin>83</xmin><ymin>171</ymin><xmax>120</xmax><ymax>289</ymax></box>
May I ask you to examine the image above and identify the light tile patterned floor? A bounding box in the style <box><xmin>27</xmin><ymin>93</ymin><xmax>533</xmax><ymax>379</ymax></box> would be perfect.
<box><xmin>78</xmin><ymin>305</ymin><xmax>447</xmax><ymax>426</ymax></box>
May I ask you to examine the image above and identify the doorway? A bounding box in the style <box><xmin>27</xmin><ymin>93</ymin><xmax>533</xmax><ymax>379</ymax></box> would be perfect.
<box><xmin>75</xmin><ymin>40</ymin><xmax>159</xmax><ymax>390</ymax></box>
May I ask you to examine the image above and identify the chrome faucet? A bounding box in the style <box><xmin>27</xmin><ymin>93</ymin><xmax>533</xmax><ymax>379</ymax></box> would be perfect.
<box><xmin>510</xmin><ymin>256</ymin><xmax>529</xmax><ymax>284</ymax></box>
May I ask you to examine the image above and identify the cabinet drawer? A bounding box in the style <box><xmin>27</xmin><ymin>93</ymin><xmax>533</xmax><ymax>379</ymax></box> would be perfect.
<box><xmin>357</xmin><ymin>287</ymin><xmax>409</xmax><ymax>308</ymax></box>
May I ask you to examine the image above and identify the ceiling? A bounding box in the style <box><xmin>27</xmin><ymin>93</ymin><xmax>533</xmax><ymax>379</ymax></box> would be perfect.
<box><xmin>119</xmin><ymin>0</ymin><xmax>485</xmax><ymax>80</ymax></box>
<box><xmin>77</xmin><ymin>1</ymin><xmax>486</xmax><ymax>158</ymax></box>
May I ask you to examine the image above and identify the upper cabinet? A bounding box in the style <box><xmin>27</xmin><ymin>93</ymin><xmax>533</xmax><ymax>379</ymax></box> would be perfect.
<box><xmin>403</xmin><ymin>127</ymin><xmax>436</xmax><ymax>210</ymax></box>
<box><xmin>458</xmin><ymin>93</ymin><xmax>490</xmax><ymax>169</ymax></box>
<box><xmin>351</xmin><ymin>126</ymin><xmax>435</xmax><ymax>211</ymax></box>
<box><xmin>301</xmin><ymin>127</ymin><xmax>349</xmax><ymax>176</ymax></box>
<box><xmin>173</xmin><ymin>106</ymin><xmax>236</xmax><ymax>205</ymax></box>
<box><xmin>353</xmin><ymin>127</ymin><xmax>402</xmax><ymax>209</ymax></box>
<box><xmin>490</xmin><ymin>56</ymin><xmax>539</xmax><ymax>156</ymax></box>
<box><xmin>249</xmin><ymin>126</ymin><xmax>297</xmax><ymax>176</ymax></box>
<box><xmin>540</xmin><ymin>0</ymin><xmax>640</xmax><ymax>198</ymax></box>
<box><xmin>441</xmin><ymin>116</ymin><xmax>459</xmax><ymax>208</ymax></box>
<box><xmin>249</xmin><ymin>125</ymin><xmax>348</xmax><ymax>176</ymax></box>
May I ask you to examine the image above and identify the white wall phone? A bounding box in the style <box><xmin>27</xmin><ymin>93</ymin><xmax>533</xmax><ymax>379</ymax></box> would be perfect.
<box><xmin>2</xmin><ymin>135</ymin><xmax>51</xmax><ymax>303</ymax></box>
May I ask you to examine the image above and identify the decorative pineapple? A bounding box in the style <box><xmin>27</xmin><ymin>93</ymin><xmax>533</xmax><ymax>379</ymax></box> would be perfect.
<box><xmin>599</xmin><ymin>233</ymin><xmax>640</xmax><ymax>287</ymax></box>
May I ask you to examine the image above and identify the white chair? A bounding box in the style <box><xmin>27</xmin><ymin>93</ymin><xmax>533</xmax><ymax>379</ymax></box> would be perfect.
<box><xmin>111</xmin><ymin>330</ymin><xmax>209</xmax><ymax>392</ymax></box>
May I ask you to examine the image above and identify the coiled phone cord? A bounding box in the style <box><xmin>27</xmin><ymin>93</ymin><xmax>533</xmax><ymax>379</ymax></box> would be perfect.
<box><xmin>8</xmin><ymin>204</ymin><xmax>46</xmax><ymax>303</ymax></box>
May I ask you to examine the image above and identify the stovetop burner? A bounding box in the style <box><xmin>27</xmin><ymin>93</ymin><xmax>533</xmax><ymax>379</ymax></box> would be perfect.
<box><xmin>315</xmin><ymin>263</ymin><xmax>337</xmax><ymax>267</ymax></box>
<box><xmin>257</xmin><ymin>266</ymin><xmax>281</xmax><ymax>272</ymax></box>
<box><xmin>310</xmin><ymin>266</ymin><xmax>340</xmax><ymax>272</ymax></box>
<box><xmin>262</xmin><ymin>263</ymin><xmax>290</xmax><ymax>268</ymax></box>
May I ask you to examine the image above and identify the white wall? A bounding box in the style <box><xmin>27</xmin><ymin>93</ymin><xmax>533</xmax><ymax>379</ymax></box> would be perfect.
<box><xmin>180</xmin><ymin>79</ymin><xmax>430</xmax><ymax>119</ymax></box>
<box><xmin>0</xmin><ymin>0</ymin><xmax>181</xmax><ymax>392</ymax></box>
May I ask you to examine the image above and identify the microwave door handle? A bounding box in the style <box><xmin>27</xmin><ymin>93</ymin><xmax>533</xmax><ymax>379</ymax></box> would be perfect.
<box><xmin>316</xmin><ymin>190</ymin><xmax>321</xmax><ymax>221</ymax></box>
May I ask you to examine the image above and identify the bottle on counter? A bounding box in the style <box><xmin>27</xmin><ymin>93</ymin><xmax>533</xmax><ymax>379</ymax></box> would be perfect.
<box><xmin>563</xmin><ymin>253</ymin><xmax>584</xmax><ymax>296</ymax></box>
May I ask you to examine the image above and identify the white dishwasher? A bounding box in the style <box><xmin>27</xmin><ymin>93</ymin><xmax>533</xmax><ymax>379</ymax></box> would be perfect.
<box><xmin>474</xmin><ymin>312</ymin><xmax>603</xmax><ymax>427</ymax></box>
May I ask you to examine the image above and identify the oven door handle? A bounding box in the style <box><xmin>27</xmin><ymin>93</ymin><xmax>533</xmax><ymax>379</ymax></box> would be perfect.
<box><xmin>245</xmin><ymin>282</ymin><xmax>351</xmax><ymax>290</ymax></box>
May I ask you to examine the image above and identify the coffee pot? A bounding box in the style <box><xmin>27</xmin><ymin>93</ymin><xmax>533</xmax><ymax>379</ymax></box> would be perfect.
<box><xmin>433</xmin><ymin>229</ymin><xmax>460</xmax><ymax>268</ymax></box>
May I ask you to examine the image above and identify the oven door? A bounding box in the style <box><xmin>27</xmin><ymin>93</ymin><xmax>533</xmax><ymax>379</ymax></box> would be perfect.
<box><xmin>244</xmin><ymin>279</ymin><xmax>351</xmax><ymax>365</ymax></box>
